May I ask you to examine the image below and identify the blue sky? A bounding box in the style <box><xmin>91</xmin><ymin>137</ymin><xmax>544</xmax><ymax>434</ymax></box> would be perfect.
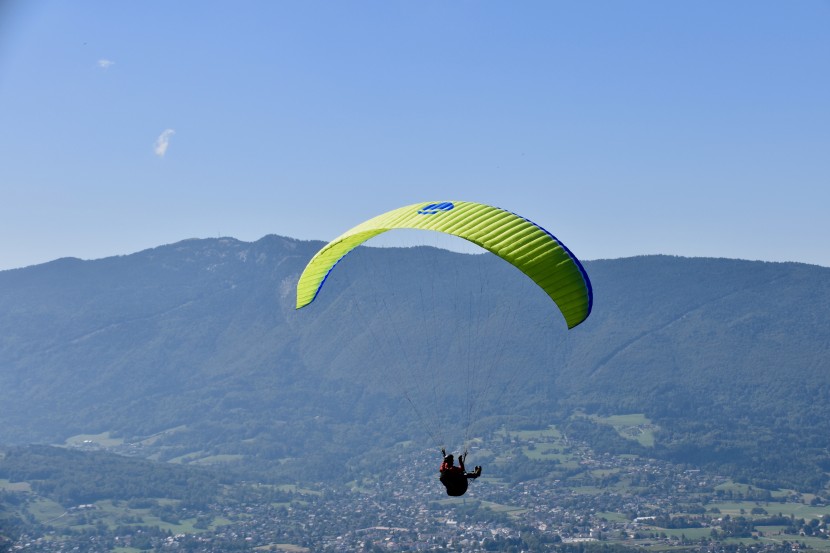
<box><xmin>1</xmin><ymin>1</ymin><xmax>828</xmax><ymax>271</ymax></box>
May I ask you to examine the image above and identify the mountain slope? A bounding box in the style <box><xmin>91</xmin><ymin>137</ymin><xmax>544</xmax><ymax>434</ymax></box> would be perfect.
<box><xmin>0</xmin><ymin>237</ymin><xmax>827</xmax><ymax>489</ymax></box>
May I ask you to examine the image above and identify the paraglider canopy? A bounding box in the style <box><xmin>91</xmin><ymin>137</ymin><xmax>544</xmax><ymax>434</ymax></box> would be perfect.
<box><xmin>295</xmin><ymin>200</ymin><xmax>592</xmax><ymax>329</ymax></box>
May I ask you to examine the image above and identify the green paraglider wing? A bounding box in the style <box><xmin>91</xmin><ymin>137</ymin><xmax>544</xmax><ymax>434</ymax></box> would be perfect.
<box><xmin>295</xmin><ymin>201</ymin><xmax>593</xmax><ymax>328</ymax></box>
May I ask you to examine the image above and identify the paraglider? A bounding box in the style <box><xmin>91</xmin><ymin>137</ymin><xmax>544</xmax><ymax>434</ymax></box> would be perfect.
<box><xmin>439</xmin><ymin>449</ymin><xmax>481</xmax><ymax>497</ymax></box>
<box><xmin>295</xmin><ymin>200</ymin><xmax>592</xmax><ymax>496</ymax></box>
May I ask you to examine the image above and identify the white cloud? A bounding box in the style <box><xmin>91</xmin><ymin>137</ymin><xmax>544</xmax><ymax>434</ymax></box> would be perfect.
<box><xmin>154</xmin><ymin>129</ymin><xmax>175</xmax><ymax>157</ymax></box>
<box><xmin>97</xmin><ymin>59</ymin><xmax>115</xmax><ymax>69</ymax></box>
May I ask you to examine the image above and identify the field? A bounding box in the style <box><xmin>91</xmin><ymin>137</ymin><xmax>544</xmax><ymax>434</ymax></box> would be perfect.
<box><xmin>496</xmin><ymin>425</ymin><xmax>582</xmax><ymax>468</ymax></box>
<box><xmin>706</xmin><ymin>500</ymin><xmax>830</xmax><ymax>520</ymax></box>
<box><xmin>584</xmin><ymin>413</ymin><xmax>659</xmax><ymax>447</ymax></box>
<box><xmin>63</xmin><ymin>432</ymin><xmax>124</xmax><ymax>448</ymax></box>
<box><xmin>0</xmin><ymin>478</ymin><xmax>31</xmax><ymax>492</ymax></box>
<box><xmin>22</xmin><ymin>497</ymin><xmax>233</xmax><ymax>535</ymax></box>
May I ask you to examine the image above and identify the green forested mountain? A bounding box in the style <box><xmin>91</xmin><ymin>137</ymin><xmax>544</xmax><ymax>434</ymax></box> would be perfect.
<box><xmin>0</xmin><ymin>236</ymin><xmax>827</xmax><ymax>490</ymax></box>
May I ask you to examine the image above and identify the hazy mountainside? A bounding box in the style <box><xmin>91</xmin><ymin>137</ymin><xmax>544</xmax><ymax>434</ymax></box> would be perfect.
<box><xmin>0</xmin><ymin>236</ymin><xmax>828</xmax><ymax>489</ymax></box>
<box><xmin>559</xmin><ymin>256</ymin><xmax>830</xmax><ymax>489</ymax></box>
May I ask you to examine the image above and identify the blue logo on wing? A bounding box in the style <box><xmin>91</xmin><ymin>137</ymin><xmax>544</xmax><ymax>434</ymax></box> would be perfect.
<box><xmin>417</xmin><ymin>202</ymin><xmax>454</xmax><ymax>215</ymax></box>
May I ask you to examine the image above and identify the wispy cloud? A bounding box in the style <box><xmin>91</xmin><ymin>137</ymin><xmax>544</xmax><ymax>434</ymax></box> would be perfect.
<box><xmin>154</xmin><ymin>129</ymin><xmax>175</xmax><ymax>157</ymax></box>
<box><xmin>97</xmin><ymin>59</ymin><xmax>115</xmax><ymax>69</ymax></box>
